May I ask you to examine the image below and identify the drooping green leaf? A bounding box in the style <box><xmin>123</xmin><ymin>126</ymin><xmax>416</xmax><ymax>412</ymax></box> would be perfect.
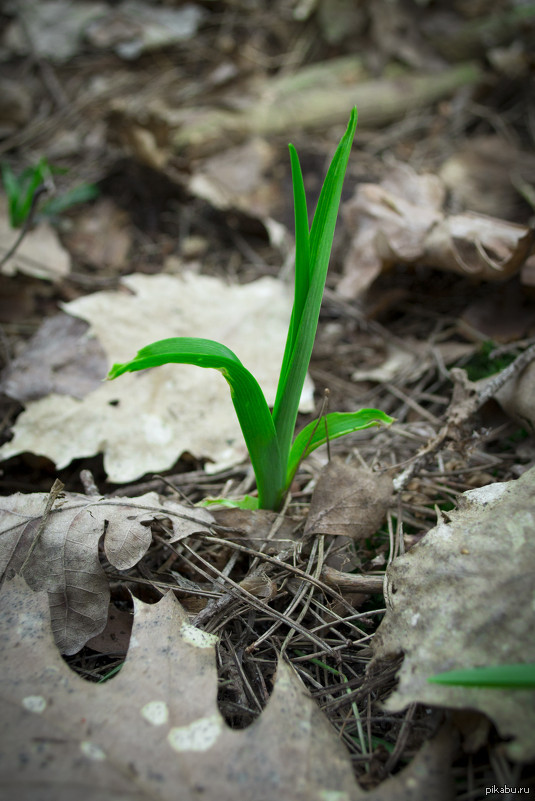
<box><xmin>286</xmin><ymin>409</ymin><xmax>393</xmax><ymax>488</ymax></box>
<box><xmin>428</xmin><ymin>663</ymin><xmax>535</xmax><ymax>689</ymax></box>
<box><xmin>109</xmin><ymin>338</ymin><xmax>284</xmax><ymax>510</ymax></box>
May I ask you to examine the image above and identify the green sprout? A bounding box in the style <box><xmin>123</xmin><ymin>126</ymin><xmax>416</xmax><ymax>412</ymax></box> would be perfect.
<box><xmin>1</xmin><ymin>157</ymin><xmax>98</xmax><ymax>229</ymax></box>
<box><xmin>428</xmin><ymin>663</ymin><xmax>535</xmax><ymax>690</ymax></box>
<box><xmin>108</xmin><ymin>109</ymin><xmax>393</xmax><ymax>510</ymax></box>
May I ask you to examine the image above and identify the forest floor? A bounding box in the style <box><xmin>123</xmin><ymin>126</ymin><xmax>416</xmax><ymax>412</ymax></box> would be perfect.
<box><xmin>0</xmin><ymin>1</ymin><xmax>534</xmax><ymax>799</ymax></box>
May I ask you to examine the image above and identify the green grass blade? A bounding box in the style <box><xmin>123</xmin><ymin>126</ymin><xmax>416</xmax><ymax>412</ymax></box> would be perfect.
<box><xmin>286</xmin><ymin>408</ymin><xmax>393</xmax><ymax>488</ymax></box>
<box><xmin>275</xmin><ymin>144</ymin><xmax>311</xmax><ymax>401</ymax></box>
<box><xmin>273</xmin><ymin>108</ymin><xmax>358</xmax><ymax>467</ymax></box>
<box><xmin>428</xmin><ymin>663</ymin><xmax>535</xmax><ymax>689</ymax></box>
<box><xmin>108</xmin><ymin>338</ymin><xmax>284</xmax><ymax>510</ymax></box>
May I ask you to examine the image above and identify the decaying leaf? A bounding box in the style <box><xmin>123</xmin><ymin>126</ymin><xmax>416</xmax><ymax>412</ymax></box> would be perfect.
<box><xmin>0</xmin><ymin>489</ymin><xmax>213</xmax><ymax>654</ymax></box>
<box><xmin>0</xmin><ymin>272</ymin><xmax>314</xmax><ymax>482</ymax></box>
<box><xmin>188</xmin><ymin>138</ymin><xmax>281</xmax><ymax>219</ymax></box>
<box><xmin>337</xmin><ymin>162</ymin><xmax>534</xmax><ymax>298</ymax></box>
<box><xmin>370</xmin><ymin>466</ymin><xmax>535</xmax><ymax>761</ymax></box>
<box><xmin>62</xmin><ymin>198</ymin><xmax>132</xmax><ymax>270</ymax></box>
<box><xmin>0</xmin><ymin>576</ymin><xmax>457</xmax><ymax>801</ymax></box>
<box><xmin>305</xmin><ymin>459</ymin><xmax>393</xmax><ymax>539</ymax></box>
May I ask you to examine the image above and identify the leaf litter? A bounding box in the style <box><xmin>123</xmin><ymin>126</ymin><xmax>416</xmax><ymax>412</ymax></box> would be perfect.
<box><xmin>1</xmin><ymin>0</ymin><xmax>535</xmax><ymax>796</ymax></box>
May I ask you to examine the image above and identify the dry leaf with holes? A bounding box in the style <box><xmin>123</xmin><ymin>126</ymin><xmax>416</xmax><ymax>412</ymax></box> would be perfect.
<box><xmin>0</xmin><ymin>490</ymin><xmax>213</xmax><ymax>654</ymax></box>
<box><xmin>371</xmin><ymin>466</ymin><xmax>535</xmax><ymax>761</ymax></box>
<box><xmin>0</xmin><ymin>576</ymin><xmax>457</xmax><ymax>801</ymax></box>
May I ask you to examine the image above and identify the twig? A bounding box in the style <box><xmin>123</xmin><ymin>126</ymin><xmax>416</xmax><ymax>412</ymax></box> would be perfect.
<box><xmin>0</xmin><ymin>184</ymin><xmax>48</xmax><ymax>270</ymax></box>
<box><xmin>393</xmin><ymin>343</ymin><xmax>535</xmax><ymax>491</ymax></box>
<box><xmin>20</xmin><ymin>479</ymin><xmax>65</xmax><ymax>575</ymax></box>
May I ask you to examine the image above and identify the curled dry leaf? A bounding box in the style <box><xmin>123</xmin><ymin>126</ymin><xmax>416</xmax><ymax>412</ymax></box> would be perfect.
<box><xmin>0</xmin><ymin>576</ymin><xmax>457</xmax><ymax>801</ymax></box>
<box><xmin>0</xmin><ymin>490</ymin><xmax>213</xmax><ymax>654</ymax></box>
<box><xmin>337</xmin><ymin>161</ymin><xmax>534</xmax><ymax>298</ymax></box>
<box><xmin>370</xmin><ymin>466</ymin><xmax>535</xmax><ymax>761</ymax></box>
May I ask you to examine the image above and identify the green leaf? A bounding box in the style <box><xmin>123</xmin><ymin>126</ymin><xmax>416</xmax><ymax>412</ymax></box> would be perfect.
<box><xmin>108</xmin><ymin>338</ymin><xmax>284</xmax><ymax>510</ymax></box>
<box><xmin>273</xmin><ymin>108</ymin><xmax>358</xmax><ymax>469</ymax></box>
<box><xmin>428</xmin><ymin>663</ymin><xmax>535</xmax><ymax>689</ymax></box>
<box><xmin>286</xmin><ymin>408</ymin><xmax>393</xmax><ymax>488</ymax></box>
<box><xmin>41</xmin><ymin>183</ymin><xmax>99</xmax><ymax>218</ymax></box>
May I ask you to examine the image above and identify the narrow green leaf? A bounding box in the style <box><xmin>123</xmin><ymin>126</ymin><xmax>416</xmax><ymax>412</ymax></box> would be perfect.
<box><xmin>286</xmin><ymin>408</ymin><xmax>393</xmax><ymax>488</ymax></box>
<box><xmin>428</xmin><ymin>663</ymin><xmax>535</xmax><ymax>689</ymax></box>
<box><xmin>108</xmin><ymin>338</ymin><xmax>284</xmax><ymax>510</ymax></box>
<box><xmin>41</xmin><ymin>183</ymin><xmax>99</xmax><ymax>217</ymax></box>
<box><xmin>275</xmin><ymin>144</ymin><xmax>311</xmax><ymax>403</ymax></box>
<box><xmin>273</xmin><ymin>108</ymin><xmax>358</xmax><ymax>468</ymax></box>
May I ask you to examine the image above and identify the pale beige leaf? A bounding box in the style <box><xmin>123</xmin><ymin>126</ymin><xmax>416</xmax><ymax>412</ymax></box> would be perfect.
<box><xmin>371</xmin><ymin>466</ymin><xmax>535</xmax><ymax>761</ymax></box>
<box><xmin>0</xmin><ymin>576</ymin><xmax>457</xmax><ymax>801</ymax></box>
<box><xmin>0</xmin><ymin>272</ymin><xmax>314</xmax><ymax>482</ymax></box>
<box><xmin>0</xmin><ymin>490</ymin><xmax>213</xmax><ymax>654</ymax></box>
<box><xmin>0</xmin><ymin>198</ymin><xmax>70</xmax><ymax>281</ymax></box>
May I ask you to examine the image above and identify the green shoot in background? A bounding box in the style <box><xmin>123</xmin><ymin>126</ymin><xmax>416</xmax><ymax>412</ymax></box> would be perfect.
<box><xmin>1</xmin><ymin>157</ymin><xmax>98</xmax><ymax>229</ymax></box>
<box><xmin>428</xmin><ymin>663</ymin><xmax>535</xmax><ymax>690</ymax></box>
<box><xmin>108</xmin><ymin>108</ymin><xmax>393</xmax><ymax>510</ymax></box>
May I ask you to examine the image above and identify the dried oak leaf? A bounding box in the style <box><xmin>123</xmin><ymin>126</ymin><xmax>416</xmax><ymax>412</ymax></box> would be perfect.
<box><xmin>370</xmin><ymin>466</ymin><xmax>535</xmax><ymax>762</ymax></box>
<box><xmin>0</xmin><ymin>576</ymin><xmax>456</xmax><ymax>801</ymax></box>
<box><xmin>0</xmin><ymin>490</ymin><xmax>213</xmax><ymax>654</ymax></box>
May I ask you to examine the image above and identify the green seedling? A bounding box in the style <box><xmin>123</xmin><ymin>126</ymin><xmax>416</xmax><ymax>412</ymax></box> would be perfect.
<box><xmin>108</xmin><ymin>109</ymin><xmax>393</xmax><ymax>510</ymax></box>
<box><xmin>428</xmin><ymin>663</ymin><xmax>535</xmax><ymax>690</ymax></box>
<box><xmin>1</xmin><ymin>157</ymin><xmax>98</xmax><ymax>228</ymax></box>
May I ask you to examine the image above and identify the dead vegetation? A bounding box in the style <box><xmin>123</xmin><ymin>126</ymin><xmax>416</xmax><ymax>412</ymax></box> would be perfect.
<box><xmin>0</xmin><ymin>1</ymin><xmax>535</xmax><ymax>799</ymax></box>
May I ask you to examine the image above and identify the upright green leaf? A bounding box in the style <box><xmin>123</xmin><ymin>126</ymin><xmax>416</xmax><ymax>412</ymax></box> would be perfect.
<box><xmin>272</xmin><ymin>108</ymin><xmax>358</xmax><ymax>467</ymax></box>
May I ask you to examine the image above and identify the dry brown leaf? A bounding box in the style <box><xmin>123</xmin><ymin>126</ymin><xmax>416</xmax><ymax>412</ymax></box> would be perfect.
<box><xmin>188</xmin><ymin>138</ymin><xmax>282</xmax><ymax>219</ymax></box>
<box><xmin>370</xmin><ymin>466</ymin><xmax>535</xmax><ymax>762</ymax></box>
<box><xmin>0</xmin><ymin>272</ymin><xmax>313</xmax><ymax>482</ymax></box>
<box><xmin>304</xmin><ymin>459</ymin><xmax>393</xmax><ymax>539</ymax></box>
<box><xmin>0</xmin><ymin>490</ymin><xmax>213</xmax><ymax>654</ymax></box>
<box><xmin>63</xmin><ymin>198</ymin><xmax>132</xmax><ymax>269</ymax></box>
<box><xmin>0</xmin><ymin>576</ymin><xmax>457</xmax><ymax>801</ymax></box>
<box><xmin>337</xmin><ymin>162</ymin><xmax>534</xmax><ymax>298</ymax></box>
